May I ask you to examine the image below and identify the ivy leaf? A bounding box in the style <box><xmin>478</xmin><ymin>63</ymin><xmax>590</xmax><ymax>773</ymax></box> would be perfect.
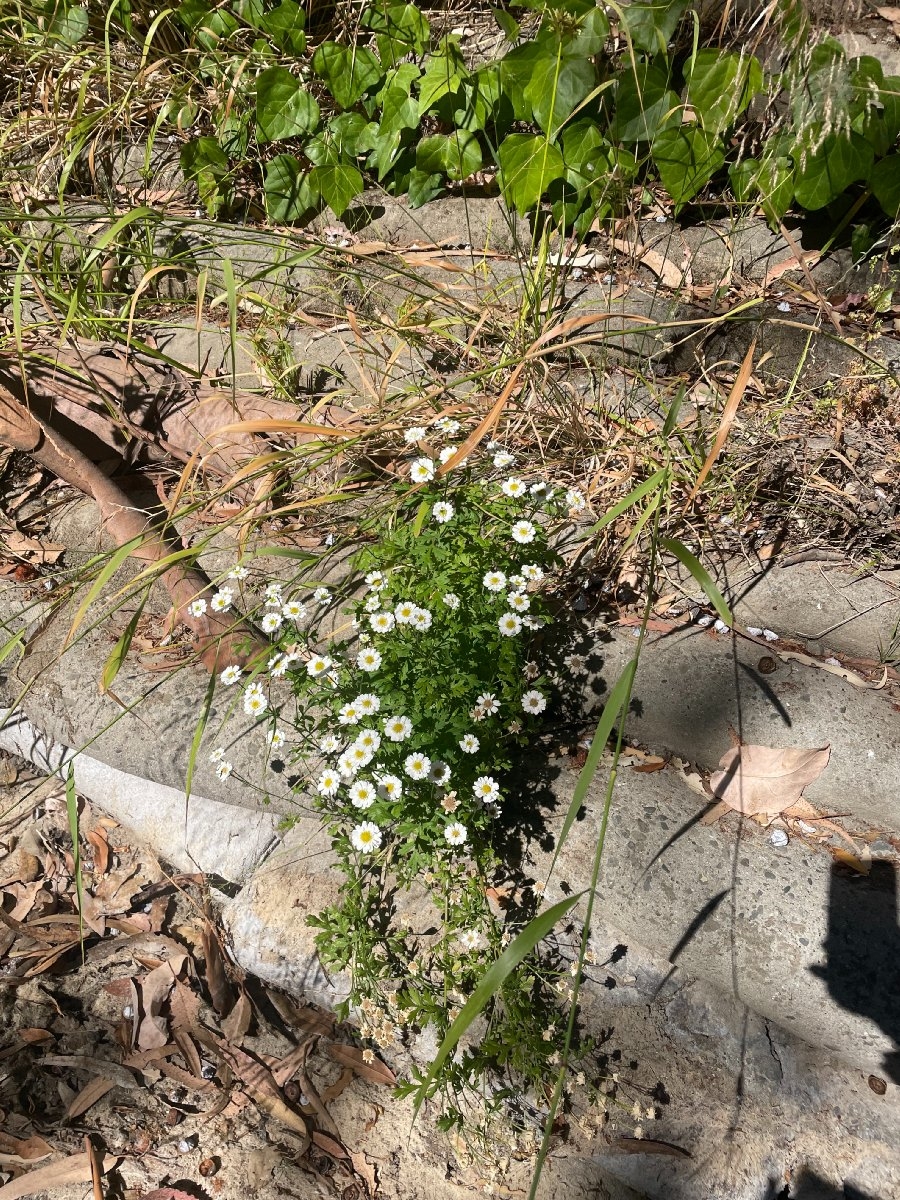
<box><xmin>611</xmin><ymin>63</ymin><xmax>681</xmax><ymax>144</ymax></box>
<box><xmin>261</xmin><ymin>0</ymin><xmax>306</xmax><ymax>54</ymax></box>
<box><xmin>498</xmin><ymin>133</ymin><xmax>565</xmax><ymax>215</ymax></box>
<box><xmin>853</xmin><ymin>74</ymin><xmax>900</xmax><ymax>157</ymax></box>
<box><xmin>407</xmin><ymin>168</ymin><xmax>444</xmax><ymax>208</ymax></box>
<box><xmin>263</xmin><ymin>153</ymin><xmax>314</xmax><ymax>222</ymax></box>
<box><xmin>418</xmin><ymin>38</ymin><xmax>468</xmax><ymax>112</ymax></box>
<box><xmin>364</xmin><ymin>3</ymin><xmax>430</xmax><ymax>67</ymax></box>
<box><xmin>180</xmin><ymin>136</ymin><xmax>230</xmax><ymax>216</ymax></box>
<box><xmin>47</xmin><ymin>2</ymin><xmax>89</xmax><ymax>45</ymax></box>
<box><xmin>729</xmin><ymin>154</ymin><xmax>794</xmax><ymax>225</ymax></box>
<box><xmin>493</xmin><ymin>7</ymin><xmax>519</xmax><ymax>41</ymax></box>
<box><xmin>686</xmin><ymin>49</ymin><xmax>763</xmax><ymax>135</ymax></box>
<box><xmin>308</xmin><ymin>163</ymin><xmax>364</xmax><ymax>217</ymax></box>
<box><xmin>312</xmin><ymin>43</ymin><xmax>383</xmax><ymax>110</ymax></box>
<box><xmin>498</xmin><ymin>41</ymin><xmax>545</xmax><ymax>122</ymax></box>
<box><xmin>620</xmin><ymin>0</ymin><xmax>689</xmax><ymax>54</ymax></box>
<box><xmin>524</xmin><ymin>54</ymin><xmax>595</xmax><ymax>139</ymax></box>
<box><xmin>793</xmin><ymin>130</ymin><xmax>874</xmax><ymax>210</ymax></box>
<box><xmin>177</xmin><ymin>0</ymin><xmax>238</xmax><ymax>49</ymax></box>
<box><xmin>416</xmin><ymin>131</ymin><xmax>482</xmax><ymax>180</ymax></box>
<box><xmin>256</xmin><ymin>66</ymin><xmax>319</xmax><ymax>142</ymax></box>
<box><xmin>328</xmin><ymin>112</ymin><xmax>373</xmax><ymax>156</ymax></box>
<box><xmin>378</xmin><ymin>85</ymin><xmax>419</xmax><ymax>138</ymax></box>
<box><xmin>651</xmin><ymin>126</ymin><xmax>725</xmax><ymax>208</ymax></box>
<box><xmin>871</xmin><ymin>154</ymin><xmax>900</xmax><ymax>216</ymax></box>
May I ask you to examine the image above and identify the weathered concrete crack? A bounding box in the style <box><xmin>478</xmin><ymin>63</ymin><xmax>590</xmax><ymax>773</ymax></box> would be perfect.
<box><xmin>764</xmin><ymin>1019</ymin><xmax>785</xmax><ymax>1082</ymax></box>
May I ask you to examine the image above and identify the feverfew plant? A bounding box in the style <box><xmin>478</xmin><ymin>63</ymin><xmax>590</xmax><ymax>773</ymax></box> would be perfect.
<box><xmin>221</xmin><ymin>431</ymin><xmax>592</xmax><ymax>1130</ymax></box>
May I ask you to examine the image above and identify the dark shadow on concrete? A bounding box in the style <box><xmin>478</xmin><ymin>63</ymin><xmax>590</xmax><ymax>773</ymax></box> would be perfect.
<box><xmin>763</xmin><ymin>1166</ymin><xmax>882</xmax><ymax>1199</ymax></box>
<box><xmin>811</xmin><ymin>860</ymin><xmax>900</xmax><ymax>1084</ymax></box>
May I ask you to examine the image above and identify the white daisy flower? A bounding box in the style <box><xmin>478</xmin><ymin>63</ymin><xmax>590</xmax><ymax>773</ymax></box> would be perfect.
<box><xmin>350</xmin><ymin>822</ymin><xmax>382</xmax><ymax>853</ymax></box>
<box><xmin>410</xmin><ymin>457</ymin><xmax>435</xmax><ymax>483</ymax></box>
<box><xmin>403</xmin><ymin>426</ymin><xmax>426</xmax><ymax>444</ymax></box>
<box><xmin>210</xmin><ymin>588</ymin><xmax>234</xmax><ymax>613</ymax></box>
<box><xmin>365</xmin><ymin>570</ymin><xmax>387</xmax><ymax>591</ymax></box>
<box><xmin>261</xmin><ymin>611</ymin><xmax>283</xmax><ymax>634</ymax></box>
<box><xmin>349</xmin><ymin>780</ymin><xmax>377</xmax><ymax>809</ymax></box>
<box><xmin>523</xmin><ymin>615</ymin><xmax>543</xmax><ymax>630</ymax></box>
<box><xmin>530</xmin><ymin>481</ymin><xmax>554</xmax><ymax>500</ymax></box>
<box><xmin>442</xmin><ymin>592</ymin><xmax>460</xmax><ymax>610</ymax></box>
<box><xmin>243</xmin><ymin>689</ymin><xmax>268</xmax><ymax>717</ymax></box>
<box><xmin>209</xmin><ymin>747</ymin><xmax>225</xmax><ymax>762</ymax></box>
<box><xmin>430</xmin><ymin>761</ymin><xmax>451</xmax><ymax>785</ymax></box>
<box><xmin>354</xmin><ymin>729</ymin><xmax>381</xmax><ymax>754</ymax></box>
<box><xmin>370</xmin><ymin>610</ymin><xmax>395</xmax><ymax>633</ymax></box>
<box><xmin>404</xmin><ymin>752</ymin><xmax>431</xmax><ymax>780</ymax></box>
<box><xmin>521</xmin><ymin>689</ymin><xmax>547</xmax><ymax>714</ymax></box>
<box><xmin>271</xmin><ymin>656</ymin><xmax>290</xmax><ymax>678</ymax></box>
<box><xmin>337</xmin><ymin>753</ymin><xmax>358</xmax><ymax>780</ymax></box>
<box><xmin>459</xmin><ymin>929</ymin><xmax>481</xmax><ymax>950</ymax></box>
<box><xmin>435</xmin><ymin>416</ymin><xmax>460</xmax><ymax>433</ymax></box>
<box><xmin>473</xmin><ymin>776</ymin><xmax>500</xmax><ymax>801</ymax></box>
<box><xmin>348</xmin><ymin>743</ymin><xmax>374</xmax><ymax>768</ymax></box>
<box><xmin>317</xmin><ymin>768</ymin><xmax>341</xmax><ymax>797</ymax></box>
<box><xmin>459</xmin><ymin>733</ymin><xmax>480</xmax><ymax>754</ymax></box>
<box><xmin>486</xmin><ymin>439</ymin><xmax>502</xmax><ymax>451</ymax></box>
<box><xmin>498</xmin><ymin>612</ymin><xmax>523</xmax><ymax>636</ymax></box>
<box><xmin>507</xmin><ymin>590</ymin><xmax>530</xmax><ymax>612</ymax></box>
<box><xmin>475</xmin><ymin>693</ymin><xmax>499</xmax><ymax>715</ymax></box>
<box><xmin>215</xmin><ymin>761</ymin><xmax>233</xmax><ymax>781</ymax></box>
<box><xmin>509</xmin><ymin>574</ymin><xmax>527</xmax><ymax>591</ymax></box>
<box><xmin>377</xmin><ymin>774</ymin><xmax>403</xmax><ymax>800</ymax></box>
<box><xmin>439</xmin><ymin>446</ymin><xmax>457</xmax><ymax>465</ymax></box>
<box><xmin>354</xmin><ymin>693</ymin><xmax>380</xmax><ymax>716</ymax></box>
<box><xmin>411</xmin><ymin>607</ymin><xmax>432</xmax><ymax>632</ymax></box>
<box><xmin>501</xmin><ymin>477</ymin><xmax>527</xmax><ymax>498</ymax></box>
<box><xmin>511</xmin><ymin>520</ymin><xmax>536</xmax><ymax>545</ymax></box>
<box><xmin>483</xmin><ymin>570</ymin><xmax>506</xmax><ymax>593</ymax></box>
<box><xmin>188</xmin><ymin>598</ymin><xmax>207</xmax><ymax>618</ymax></box>
<box><xmin>520</xmin><ymin>563</ymin><xmax>544</xmax><ymax>583</ymax></box>
<box><xmin>320</xmin><ymin>733</ymin><xmax>341</xmax><ymax>754</ymax></box>
<box><xmin>282</xmin><ymin>600</ymin><xmax>306</xmax><ymax>620</ymax></box>
<box><xmin>384</xmin><ymin>715</ymin><xmax>412</xmax><ymax>742</ymax></box>
<box><xmin>563</xmin><ymin>653</ymin><xmax>588</xmax><ymax>674</ymax></box>
<box><xmin>566</xmin><ymin>488</ymin><xmax>586</xmax><ymax>512</ymax></box>
<box><xmin>338</xmin><ymin>703</ymin><xmax>360</xmax><ymax>725</ymax></box>
<box><xmin>523</xmin><ymin>660</ymin><xmax>540</xmax><ymax>680</ymax></box>
<box><xmin>266</xmin><ymin>729</ymin><xmax>286</xmax><ymax>751</ymax></box>
<box><xmin>228</xmin><ymin>565</ymin><xmax>249</xmax><ymax>581</ymax></box>
<box><xmin>444</xmin><ymin>822</ymin><xmax>467</xmax><ymax>846</ymax></box>
<box><xmin>357</xmin><ymin>647</ymin><xmax>382</xmax><ymax>672</ymax></box>
<box><xmin>493</xmin><ymin>451</ymin><xmax>515</xmax><ymax>469</ymax></box>
<box><xmin>220</xmin><ymin>664</ymin><xmax>242</xmax><ymax>686</ymax></box>
<box><xmin>312</xmin><ymin>586</ymin><xmax>331</xmax><ymax>603</ymax></box>
<box><xmin>307</xmin><ymin>654</ymin><xmax>332</xmax><ymax>677</ymax></box>
<box><xmin>432</xmin><ymin>500</ymin><xmax>454</xmax><ymax>523</ymax></box>
<box><xmin>364</xmin><ymin>594</ymin><xmax>381</xmax><ymax>614</ymax></box>
<box><xmin>395</xmin><ymin>600</ymin><xmax>417</xmax><ymax>624</ymax></box>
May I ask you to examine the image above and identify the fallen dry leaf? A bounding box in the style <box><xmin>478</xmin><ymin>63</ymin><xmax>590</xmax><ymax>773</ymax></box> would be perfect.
<box><xmin>221</xmin><ymin>992</ymin><xmax>252</xmax><ymax>1045</ymax></box>
<box><xmin>17</xmin><ymin>1028</ymin><xmax>54</xmax><ymax>1045</ymax></box>
<box><xmin>135</xmin><ymin>954</ymin><xmax>187</xmax><ymax>1050</ymax></box>
<box><xmin>0</xmin><ymin>1151</ymin><xmax>112</xmax><ymax>1200</ymax></box>
<box><xmin>0</xmin><ymin>1132</ymin><xmax>54</xmax><ymax>1162</ymax></box>
<box><xmin>200</xmin><ymin>922</ymin><xmax>235</xmax><ymax>1016</ymax></box>
<box><xmin>66</xmin><ymin>1077</ymin><xmax>116</xmax><ymax>1120</ymax></box>
<box><xmin>85</xmin><ymin>829</ymin><xmax>109</xmax><ymax>874</ymax></box>
<box><xmin>710</xmin><ymin>743</ymin><xmax>830</xmax><ymax>817</ymax></box>
<box><xmin>325</xmin><ymin>1043</ymin><xmax>397</xmax><ymax>1087</ymax></box>
<box><xmin>350</xmin><ymin>1149</ymin><xmax>378</xmax><ymax>1196</ymax></box>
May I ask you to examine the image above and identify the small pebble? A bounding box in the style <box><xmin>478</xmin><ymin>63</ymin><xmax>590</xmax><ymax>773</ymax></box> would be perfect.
<box><xmin>777</xmin><ymin>301</ymin><xmax>791</xmax><ymax>312</ymax></box>
<box><xmin>122</xmin><ymin>1005</ymin><xmax>134</xmax><ymax>1020</ymax></box>
<box><xmin>177</xmin><ymin>1135</ymin><xmax>198</xmax><ymax>1153</ymax></box>
<box><xmin>200</xmin><ymin>1061</ymin><xmax>217</xmax><ymax>1081</ymax></box>
<box><xmin>762</xmin><ymin>629</ymin><xmax>779</xmax><ymax>642</ymax></box>
<box><xmin>746</xmin><ymin>626</ymin><xmax>764</xmax><ymax>637</ymax></box>
<box><xmin>696</xmin><ymin>614</ymin><xmax>714</xmax><ymax>627</ymax></box>
<box><xmin>824</xmin><ymin>657</ymin><xmax>841</xmax><ymax>666</ymax></box>
<box><xmin>713</xmin><ymin>619</ymin><xmax>729</xmax><ymax>634</ymax></box>
<box><xmin>769</xmin><ymin>829</ymin><xmax>789</xmax><ymax>849</ymax></box>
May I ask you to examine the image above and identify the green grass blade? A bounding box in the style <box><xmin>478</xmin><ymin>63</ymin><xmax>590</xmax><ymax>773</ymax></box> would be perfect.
<box><xmin>660</xmin><ymin>535</ymin><xmax>732</xmax><ymax>626</ymax></box>
<box><xmin>185</xmin><ymin>669</ymin><xmax>217</xmax><ymax>809</ymax></box>
<box><xmin>588</xmin><ymin>468</ymin><xmax>668</xmax><ymax>536</ymax></box>
<box><xmin>63</xmin><ymin>536</ymin><xmax>145</xmax><ymax>649</ymax></box>
<box><xmin>100</xmin><ymin>602</ymin><xmax>144</xmax><ymax>692</ymax></box>
<box><xmin>545</xmin><ymin>658</ymin><xmax>637</xmax><ymax>882</ymax></box>
<box><xmin>65</xmin><ymin>763</ymin><xmax>85</xmax><ymax>961</ymax></box>
<box><xmin>412</xmin><ymin>891</ymin><xmax>585</xmax><ymax>1120</ymax></box>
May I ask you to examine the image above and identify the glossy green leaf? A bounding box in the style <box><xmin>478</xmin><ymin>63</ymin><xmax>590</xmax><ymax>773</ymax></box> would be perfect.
<box><xmin>415</xmin><ymin>130</ymin><xmax>482</xmax><ymax>180</ymax></box>
<box><xmin>525</xmin><ymin>54</ymin><xmax>595</xmax><ymax>139</ymax></box>
<box><xmin>180</xmin><ymin>136</ymin><xmax>229</xmax><ymax>215</ymax></box>
<box><xmin>47</xmin><ymin>3</ymin><xmax>89</xmax><ymax>45</ymax></box>
<box><xmin>262</xmin><ymin>0</ymin><xmax>306</xmax><ymax>54</ymax></box>
<box><xmin>264</xmin><ymin>153</ymin><xmax>314</xmax><ymax>221</ymax></box>
<box><xmin>652</xmin><ymin>126</ymin><xmax>725</xmax><ymax>207</ymax></box>
<box><xmin>793</xmin><ymin>130</ymin><xmax>873</xmax><ymax>210</ymax></box>
<box><xmin>364</xmin><ymin>3</ymin><xmax>430</xmax><ymax>66</ymax></box>
<box><xmin>686</xmin><ymin>49</ymin><xmax>763</xmax><ymax>135</ymax></box>
<box><xmin>871</xmin><ymin>153</ymin><xmax>900</xmax><ymax>216</ymax></box>
<box><xmin>309</xmin><ymin>163</ymin><xmax>364</xmax><ymax>217</ymax></box>
<box><xmin>611</xmin><ymin>63</ymin><xmax>681</xmax><ymax>144</ymax></box>
<box><xmin>560</xmin><ymin>5</ymin><xmax>610</xmax><ymax>57</ymax></box>
<box><xmin>729</xmin><ymin>154</ymin><xmax>794</xmax><ymax>224</ymax></box>
<box><xmin>407</xmin><ymin>167</ymin><xmax>444</xmax><ymax>207</ymax></box>
<box><xmin>256</xmin><ymin>66</ymin><xmax>319</xmax><ymax>142</ymax></box>
<box><xmin>493</xmin><ymin>6</ymin><xmax>519</xmax><ymax>41</ymax></box>
<box><xmin>177</xmin><ymin>0</ymin><xmax>238</xmax><ymax>49</ymax></box>
<box><xmin>498</xmin><ymin>133</ymin><xmax>565</xmax><ymax>215</ymax></box>
<box><xmin>328</xmin><ymin>112</ymin><xmax>372</xmax><ymax>156</ymax></box>
<box><xmin>312</xmin><ymin>42</ymin><xmax>382</xmax><ymax>110</ymax></box>
<box><xmin>418</xmin><ymin>38</ymin><xmax>468</xmax><ymax>111</ymax></box>
<box><xmin>620</xmin><ymin>0</ymin><xmax>689</xmax><ymax>54</ymax></box>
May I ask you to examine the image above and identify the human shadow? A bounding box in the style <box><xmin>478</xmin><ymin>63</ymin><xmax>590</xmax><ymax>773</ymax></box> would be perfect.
<box><xmin>811</xmin><ymin>859</ymin><xmax>900</xmax><ymax>1085</ymax></box>
<box><xmin>763</xmin><ymin>1166</ymin><xmax>882</xmax><ymax>1199</ymax></box>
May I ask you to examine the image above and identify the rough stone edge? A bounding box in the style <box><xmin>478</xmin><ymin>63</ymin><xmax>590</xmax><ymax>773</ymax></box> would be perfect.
<box><xmin>0</xmin><ymin>707</ymin><xmax>280</xmax><ymax>883</ymax></box>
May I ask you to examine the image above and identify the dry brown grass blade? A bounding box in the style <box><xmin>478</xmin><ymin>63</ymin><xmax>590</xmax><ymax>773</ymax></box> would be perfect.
<box><xmin>682</xmin><ymin>338</ymin><xmax>756</xmax><ymax>512</ymax></box>
<box><xmin>437</xmin><ymin>362</ymin><xmax>526</xmax><ymax>476</ymax></box>
<box><xmin>0</xmin><ymin>1151</ymin><xmax>113</xmax><ymax>1200</ymax></box>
